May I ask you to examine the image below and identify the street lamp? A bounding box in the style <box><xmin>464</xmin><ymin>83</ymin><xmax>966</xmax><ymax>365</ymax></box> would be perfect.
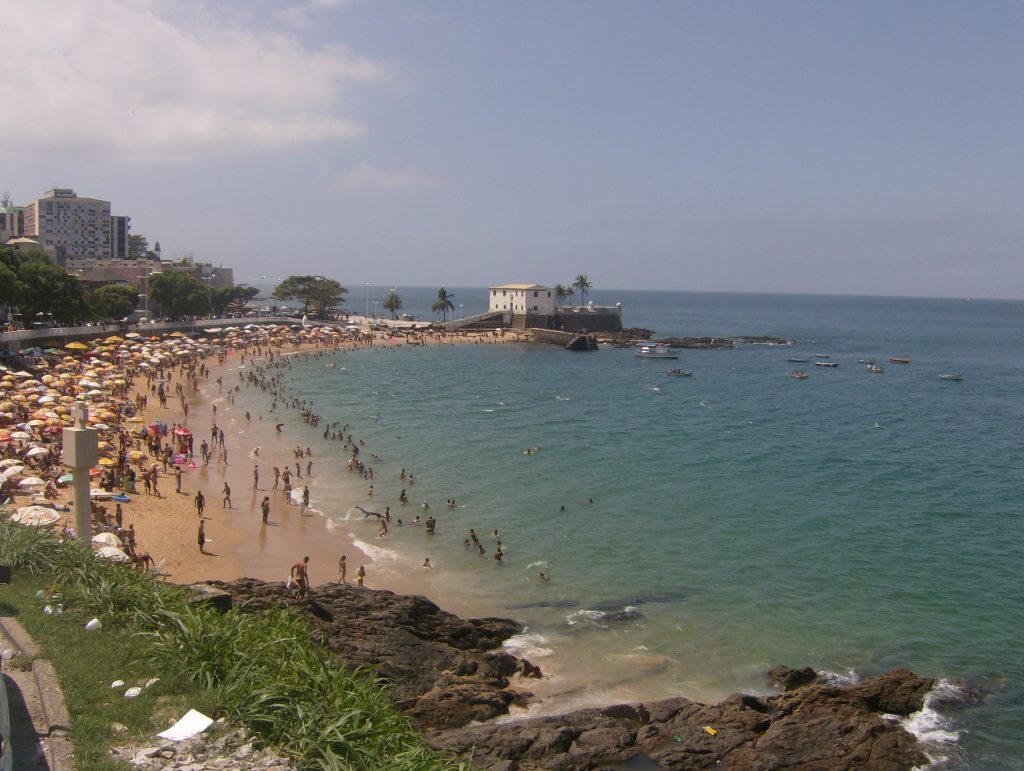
<box><xmin>459</xmin><ymin>304</ymin><xmax>464</xmax><ymax>319</ymax></box>
<box><xmin>202</xmin><ymin>273</ymin><xmax>217</xmax><ymax>317</ymax></box>
<box><xmin>371</xmin><ymin>300</ymin><xmax>379</xmax><ymax>319</ymax></box>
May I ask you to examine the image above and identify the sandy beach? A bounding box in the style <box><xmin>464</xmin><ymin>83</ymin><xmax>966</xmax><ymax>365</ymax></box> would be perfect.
<box><xmin>29</xmin><ymin>324</ymin><xmax>527</xmax><ymax>605</ymax></box>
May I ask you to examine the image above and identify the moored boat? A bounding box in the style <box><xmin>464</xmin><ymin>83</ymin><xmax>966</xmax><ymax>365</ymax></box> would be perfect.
<box><xmin>666</xmin><ymin>368</ymin><xmax>691</xmax><ymax>376</ymax></box>
<box><xmin>866</xmin><ymin>364</ymin><xmax>884</xmax><ymax>374</ymax></box>
<box><xmin>889</xmin><ymin>357</ymin><xmax>911</xmax><ymax>364</ymax></box>
<box><xmin>636</xmin><ymin>344</ymin><xmax>678</xmax><ymax>359</ymax></box>
<box><xmin>788</xmin><ymin>357</ymin><xmax>809</xmax><ymax>363</ymax></box>
<box><xmin>938</xmin><ymin>372</ymin><xmax>963</xmax><ymax>381</ymax></box>
<box><xmin>814</xmin><ymin>361</ymin><xmax>838</xmax><ymax>368</ymax></box>
<box><xmin>815</xmin><ymin>353</ymin><xmax>831</xmax><ymax>358</ymax></box>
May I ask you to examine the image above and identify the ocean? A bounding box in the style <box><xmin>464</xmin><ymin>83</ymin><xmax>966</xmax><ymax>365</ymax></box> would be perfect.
<box><xmin>237</xmin><ymin>288</ymin><xmax>1024</xmax><ymax>769</ymax></box>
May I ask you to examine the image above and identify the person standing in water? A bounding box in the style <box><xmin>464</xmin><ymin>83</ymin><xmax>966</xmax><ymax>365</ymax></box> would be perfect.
<box><xmin>356</xmin><ymin>565</ymin><xmax>366</xmax><ymax>587</ymax></box>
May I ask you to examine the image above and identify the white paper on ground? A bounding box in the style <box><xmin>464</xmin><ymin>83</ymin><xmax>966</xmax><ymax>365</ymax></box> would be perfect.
<box><xmin>157</xmin><ymin>709</ymin><xmax>214</xmax><ymax>741</ymax></box>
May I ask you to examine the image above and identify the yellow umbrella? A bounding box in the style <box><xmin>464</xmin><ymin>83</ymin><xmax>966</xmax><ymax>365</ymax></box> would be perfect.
<box><xmin>97</xmin><ymin>457</ymin><xmax>116</xmax><ymax>467</ymax></box>
<box><xmin>64</xmin><ymin>342</ymin><xmax>90</xmax><ymax>351</ymax></box>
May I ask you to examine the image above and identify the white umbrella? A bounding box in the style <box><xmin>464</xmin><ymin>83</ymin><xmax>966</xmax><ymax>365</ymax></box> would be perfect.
<box><xmin>11</xmin><ymin>506</ymin><xmax>60</xmax><ymax>527</ymax></box>
<box><xmin>92</xmin><ymin>532</ymin><xmax>122</xmax><ymax>546</ymax></box>
<box><xmin>95</xmin><ymin>545</ymin><xmax>131</xmax><ymax>562</ymax></box>
<box><xmin>25</xmin><ymin>446</ymin><xmax>49</xmax><ymax>458</ymax></box>
<box><xmin>0</xmin><ymin>459</ymin><xmax>23</xmax><ymax>468</ymax></box>
<box><xmin>19</xmin><ymin>476</ymin><xmax>45</xmax><ymax>487</ymax></box>
<box><xmin>1</xmin><ymin>466</ymin><xmax>24</xmax><ymax>480</ymax></box>
<box><xmin>10</xmin><ymin>431</ymin><xmax>31</xmax><ymax>440</ymax></box>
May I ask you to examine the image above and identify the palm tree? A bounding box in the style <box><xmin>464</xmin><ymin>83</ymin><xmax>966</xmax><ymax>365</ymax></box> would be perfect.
<box><xmin>383</xmin><ymin>290</ymin><xmax>403</xmax><ymax>320</ymax></box>
<box><xmin>554</xmin><ymin>283</ymin><xmax>571</xmax><ymax>306</ymax></box>
<box><xmin>432</xmin><ymin>287</ymin><xmax>455</xmax><ymax>322</ymax></box>
<box><xmin>573</xmin><ymin>274</ymin><xmax>592</xmax><ymax>305</ymax></box>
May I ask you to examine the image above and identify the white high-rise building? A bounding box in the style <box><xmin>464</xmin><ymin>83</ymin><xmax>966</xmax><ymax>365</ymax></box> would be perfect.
<box><xmin>22</xmin><ymin>188</ymin><xmax>119</xmax><ymax>263</ymax></box>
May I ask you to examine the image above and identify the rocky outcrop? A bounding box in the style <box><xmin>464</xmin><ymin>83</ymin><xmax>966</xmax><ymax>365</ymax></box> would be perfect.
<box><xmin>203</xmin><ymin>578</ymin><xmax>530</xmax><ymax>729</ymax></box>
<box><xmin>429</xmin><ymin>668</ymin><xmax>936</xmax><ymax>770</ymax></box>
<box><xmin>199</xmin><ymin>582</ymin><xmax>937</xmax><ymax>769</ymax></box>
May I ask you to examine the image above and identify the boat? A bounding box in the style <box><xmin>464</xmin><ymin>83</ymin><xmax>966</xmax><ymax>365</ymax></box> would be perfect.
<box><xmin>889</xmin><ymin>357</ymin><xmax>911</xmax><ymax>365</ymax></box>
<box><xmin>938</xmin><ymin>372</ymin><xmax>963</xmax><ymax>381</ymax></box>
<box><xmin>788</xmin><ymin>357</ymin><xmax>809</xmax><ymax>363</ymax></box>
<box><xmin>866</xmin><ymin>364</ymin><xmax>884</xmax><ymax>374</ymax></box>
<box><xmin>635</xmin><ymin>344</ymin><xmax>678</xmax><ymax>359</ymax></box>
<box><xmin>666</xmin><ymin>368</ymin><xmax>691</xmax><ymax>377</ymax></box>
<box><xmin>814</xmin><ymin>361</ymin><xmax>838</xmax><ymax>368</ymax></box>
<box><xmin>788</xmin><ymin>370</ymin><xmax>808</xmax><ymax>379</ymax></box>
<box><xmin>859</xmin><ymin>358</ymin><xmax>875</xmax><ymax>365</ymax></box>
<box><xmin>815</xmin><ymin>353</ymin><xmax>831</xmax><ymax>358</ymax></box>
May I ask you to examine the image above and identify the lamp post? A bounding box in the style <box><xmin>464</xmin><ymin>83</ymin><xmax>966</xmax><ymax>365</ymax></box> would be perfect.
<box><xmin>371</xmin><ymin>300</ymin><xmax>379</xmax><ymax>319</ymax></box>
<box><xmin>459</xmin><ymin>304</ymin><xmax>464</xmax><ymax>319</ymax></box>
<box><xmin>203</xmin><ymin>273</ymin><xmax>217</xmax><ymax>317</ymax></box>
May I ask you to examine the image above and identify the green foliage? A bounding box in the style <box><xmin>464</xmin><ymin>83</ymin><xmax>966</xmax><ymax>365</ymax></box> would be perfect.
<box><xmin>383</xmin><ymin>290</ymin><xmax>403</xmax><ymax>319</ymax></box>
<box><xmin>0</xmin><ymin>517</ymin><xmax>458</xmax><ymax>769</ymax></box>
<box><xmin>273</xmin><ymin>276</ymin><xmax>347</xmax><ymax>319</ymax></box>
<box><xmin>18</xmin><ymin>258</ymin><xmax>88</xmax><ymax>324</ymax></box>
<box><xmin>89</xmin><ymin>283</ymin><xmax>138</xmax><ymax>320</ymax></box>
<box><xmin>148</xmin><ymin>271</ymin><xmax>211</xmax><ymax>318</ymax></box>
<box><xmin>127</xmin><ymin>234</ymin><xmax>149</xmax><ymax>259</ymax></box>
<box><xmin>553</xmin><ymin>283</ymin><xmax>571</xmax><ymax>306</ymax></box>
<box><xmin>210</xmin><ymin>285</ymin><xmax>260</xmax><ymax>316</ymax></box>
<box><xmin>431</xmin><ymin>288</ymin><xmax>455</xmax><ymax>322</ymax></box>
<box><xmin>573</xmin><ymin>274</ymin><xmax>592</xmax><ymax>305</ymax></box>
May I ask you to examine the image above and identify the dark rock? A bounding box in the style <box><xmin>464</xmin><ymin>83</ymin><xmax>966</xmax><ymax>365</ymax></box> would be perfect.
<box><xmin>431</xmin><ymin>668</ymin><xmax>934</xmax><ymax>770</ymax></box>
<box><xmin>768</xmin><ymin>664</ymin><xmax>819</xmax><ymax>691</ymax></box>
<box><xmin>203</xmin><ymin>578</ymin><xmax>529</xmax><ymax>730</ymax></box>
<box><xmin>187</xmin><ymin>583</ymin><xmax>233</xmax><ymax>613</ymax></box>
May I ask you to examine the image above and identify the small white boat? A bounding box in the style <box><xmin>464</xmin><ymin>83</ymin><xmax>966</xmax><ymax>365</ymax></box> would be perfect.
<box><xmin>866</xmin><ymin>364</ymin><xmax>884</xmax><ymax>374</ymax></box>
<box><xmin>815</xmin><ymin>353</ymin><xmax>831</xmax><ymax>358</ymax></box>
<box><xmin>814</xmin><ymin>361</ymin><xmax>838</xmax><ymax>368</ymax></box>
<box><xmin>636</xmin><ymin>344</ymin><xmax>678</xmax><ymax>359</ymax></box>
<box><xmin>939</xmin><ymin>372</ymin><xmax>963</xmax><ymax>382</ymax></box>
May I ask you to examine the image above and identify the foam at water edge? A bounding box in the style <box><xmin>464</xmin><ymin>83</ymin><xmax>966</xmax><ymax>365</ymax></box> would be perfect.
<box><xmin>503</xmin><ymin>629</ymin><xmax>554</xmax><ymax>659</ymax></box>
<box><xmin>898</xmin><ymin>679</ymin><xmax>965</xmax><ymax>768</ymax></box>
<box><xmin>350</xmin><ymin>536</ymin><xmax>402</xmax><ymax>565</ymax></box>
<box><xmin>818</xmin><ymin>668</ymin><xmax>860</xmax><ymax>687</ymax></box>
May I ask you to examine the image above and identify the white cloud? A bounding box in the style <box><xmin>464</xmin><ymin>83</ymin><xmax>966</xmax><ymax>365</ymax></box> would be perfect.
<box><xmin>0</xmin><ymin>0</ymin><xmax>390</xmax><ymax>161</ymax></box>
<box><xmin>339</xmin><ymin>162</ymin><xmax>440</xmax><ymax>190</ymax></box>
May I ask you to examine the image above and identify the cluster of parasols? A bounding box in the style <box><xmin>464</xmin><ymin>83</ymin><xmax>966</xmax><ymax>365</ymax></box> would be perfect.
<box><xmin>1</xmin><ymin>322</ymin><xmax>357</xmax><ymax>562</ymax></box>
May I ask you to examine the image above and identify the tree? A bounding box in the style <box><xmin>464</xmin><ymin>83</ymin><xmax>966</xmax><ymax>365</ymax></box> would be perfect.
<box><xmin>383</xmin><ymin>290</ymin><xmax>403</xmax><ymax>320</ymax></box>
<box><xmin>128</xmin><ymin>234</ymin><xmax>149</xmax><ymax>260</ymax></box>
<box><xmin>209</xmin><ymin>285</ymin><xmax>261</xmax><ymax>316</ymax></box>
<box><xmin>554</xmin><ymin>283</ymin><xmax>571</xmax><ymax>306</ymax></box>
<box><xmin>431</xmin><ymin>287</ymin><xmax>455</xmax><ymax>322</ymax></box>
<box><xmin>90</xmin><ymin>284</ymin><xmax>139</xmax><ymax>320</ymax></box>
<box><xmin>573</xmin><ymin>274</ymin><xmax>592</xmax><ymax>305</ymax></box>
<box><xmin>18</xmin><ymin>260</ymin><xmax>88</xmax><ymax>324</ymax></box>
<box><xmin>148</xmin><ymin>271</ymin><xmax>210</xmax><ymax>319</ymax></box>
<box><xmin>0</xmin><ymin>261</ymin><xmax>20</xmax><ymax>311</ymax></box>
<box><xmin>272</xmin><ymin>276</ymin><xmax>347</xmax><ymax>319</ymax></box>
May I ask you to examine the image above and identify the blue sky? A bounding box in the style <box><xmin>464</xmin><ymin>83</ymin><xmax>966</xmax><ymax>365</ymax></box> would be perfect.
<box><xmin>2</xmin><ymin>1</ymin><xmax>1022</xmax><ymax>298</ymax></box>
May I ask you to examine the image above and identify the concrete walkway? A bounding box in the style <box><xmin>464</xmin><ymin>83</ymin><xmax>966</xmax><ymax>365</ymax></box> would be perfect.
<box><xmin>0</xmin><ymin>614</ymin><xmax>73</xmax><ymax>770</ymax></box>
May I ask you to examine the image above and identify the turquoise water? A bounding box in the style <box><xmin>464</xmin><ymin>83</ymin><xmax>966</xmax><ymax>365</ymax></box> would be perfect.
<box><xmin>248</xmin><ymin>291</ymin><xmax>1024</xmax><ymax>768</ymax></box>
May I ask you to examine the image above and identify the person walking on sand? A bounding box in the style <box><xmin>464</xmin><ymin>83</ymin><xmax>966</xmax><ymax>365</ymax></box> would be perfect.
<box><xmin>356</xmin><ymin>564</ymin><xmax>366</xmax><ymax>587</ymax></box>
<box><xmin>261</xmin><ymin>496</ymin><xmax>270</xmax><ymax>524</ymax></box>
<box><xmin>174</xmin><ymin>465</ymin><xmax>182</xmax><ymax>494</ymax></box>
<box><xmin>195</xmin><ymin>490</ymin><xmax>206</xmax><ymax>518</ymax></box>
<box><xmin>198</xmin><ymin>520</ymin><xmax>206</xmax><ymax>553</ymax></box>
<box><xmin>222</xmin><ymin>482</ymin><xmax>232</xmax><ymax>509</ymax></box>
<box><xmin>338</xmin><ymin>555</ymin><xmax>347</xmax><ymax>584</ymax></box>
<box><xmin>301</xmin><ymin>486</ymin><xmax>310</xmax><ymax>511</ymax></box>
<box><xmin>273</xmin><ymin>466</ymin><xmax>280</xmax><ymax>489</ymax></box>
<box><xmin>253</xmin><ymin>465</ymin><xmax>259</xmax><ymax>490</ymax></box>
<box><xmin>290</xmin><ymin>556</ymin><xmax>310</xmax><ymax>599</ymax></box>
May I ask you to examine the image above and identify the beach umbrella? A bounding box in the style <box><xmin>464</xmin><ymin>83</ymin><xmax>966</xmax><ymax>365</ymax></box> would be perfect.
<box><xmin>1</xmin><ymin>466</ymin><xmax>24</xmax><ymax>479</ymax></box>
<box><xmin>97</xmin><ymin>458</ymin><xmax>116</xmax><ymax>467</ymax></box>
<box><xmin>10</xmin><ymin>431</ymin><xmax>31</xmax><ymax>440</ymax></box>
<box><xmin>64</xmin><ymin>342</ymin><xmax>90</xmax><ymax>351</ymax></box>
<box><xmin>125</xmin><ymin>416</ymin><xmax>144</xmax><ymax>424</ymax></box>
<box><xmin>92</xmin><ymin>532</ymin><xmax>122</xmax><ymax>547</ymax></box>
<box><xmin>19</xmin><ymin>476</ymin><xmax>45</xmax><ymax>487</ymax></box>
<box><xmin>24</xmin><ymin>446</ymin><xmax>48</xmax><ymax>457</ymax></box>
<box><xmin>95</xmin><ymin>545</ymin><xmax>130</xmax><ymax>562</ymax></box>
<box><xmin>125</xmin><ymin>332</ymin><xmax>141</xmax><ymax>339</ymax></box>
<box><xmin>11</xmin><ymin>506</ymin><xmax>60</xmax><ymax>527</ymax></box>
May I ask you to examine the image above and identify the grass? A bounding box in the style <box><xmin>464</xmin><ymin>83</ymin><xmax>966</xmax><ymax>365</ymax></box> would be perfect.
<box><xmin>0</xmin><ymin>516</ymin><xmax>465</xmax><ymax>770</ymax></box>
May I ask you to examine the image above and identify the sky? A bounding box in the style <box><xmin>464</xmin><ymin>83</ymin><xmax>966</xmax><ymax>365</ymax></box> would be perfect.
<box><xmin>2</xmin><ymin>0</ymin><xmax>1022</xmax><ymax>299</ymax></box>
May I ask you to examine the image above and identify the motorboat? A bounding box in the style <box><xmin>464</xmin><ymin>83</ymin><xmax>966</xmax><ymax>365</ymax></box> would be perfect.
<box><xmin>866</xmin><ymin>364</ymin><xmax>884</xmax><ymax>374</ymax></box>
<box><xmin>889</xmin><ymin>357</ymin><xmax>911</xmax><ymax>365</ymax></box>
<box><xmin>814</xmin><ymin>361</ymin><xmax>838</xmax><ymax>368</ymax></box>
<box><xmin>636</xmin><ymin>344</ymin><xmax>678</xmax><ymax>359</ymax></box>
<box><xmin>788</xmin><ymin>370</ymin><xmax>809</xmax><ymax>379</ymax></box>
<box><xmin>815</xmin><ymin>353</ymin><xmax>831</xmax><ymax>358</ymax></box>
<box><xmin>939</xmin><ymin>372</ymin><xmax>963</xmax><ymax>381</ymax></box>
<box><xmin>859</xmin><ymin>358</ymin><xmax>875</xmax><ymax>365</ymax></box>
<box><xmin>666</xmin><ymin>368</ymin><xmax>691</xmax><ymax>376</ymax></box>
<box><xmin>788</xmin><ymin>357</ymin><xmax>809</xmax><ymax>363</ymax></box>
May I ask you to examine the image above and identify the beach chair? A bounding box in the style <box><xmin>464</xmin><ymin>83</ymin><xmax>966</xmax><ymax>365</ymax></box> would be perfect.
<box><xmin>150</xmin><ymin>557</ymin><xmax>171</xmax><ymax>582</ymax></box>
